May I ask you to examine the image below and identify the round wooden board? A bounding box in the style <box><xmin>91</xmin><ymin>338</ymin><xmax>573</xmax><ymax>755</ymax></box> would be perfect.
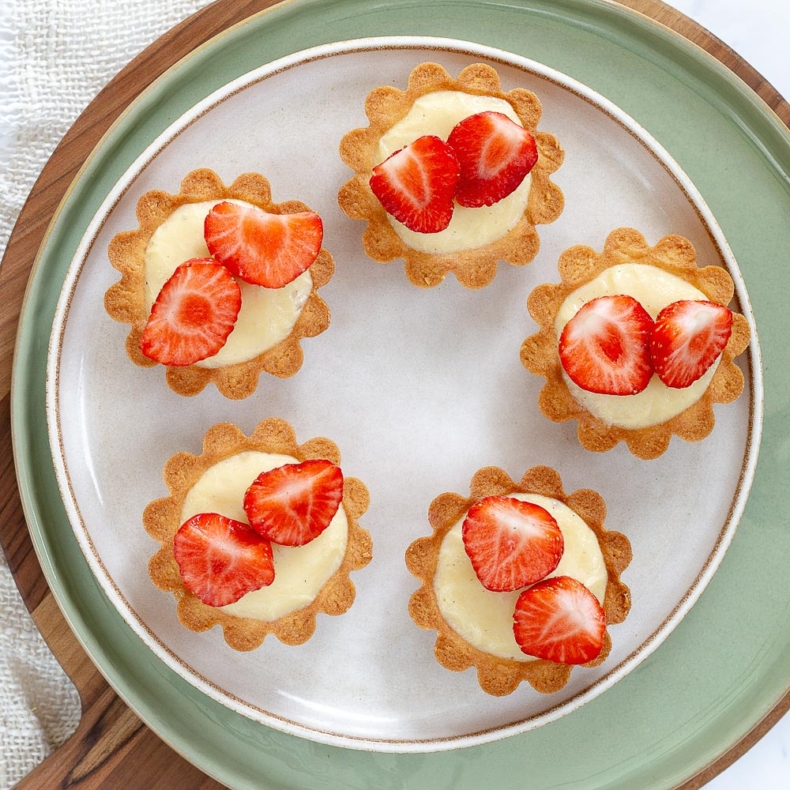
<box><xmin>0</xmin><ymin>1</ymin><xmax>787</xmax><ymax>786</ymax></box>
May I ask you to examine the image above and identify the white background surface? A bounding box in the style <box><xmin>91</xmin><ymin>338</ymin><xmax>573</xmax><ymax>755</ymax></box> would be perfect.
<box><xmin>0</xmin><ymin>0</ymin><xmax>788</xmax><ymax>786</ymax></box>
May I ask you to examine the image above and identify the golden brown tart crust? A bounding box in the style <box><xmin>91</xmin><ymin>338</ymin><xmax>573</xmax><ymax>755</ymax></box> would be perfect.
<box><xmin>520</xmin><ymin>228</ymin><xmax>751</xmax><ymax>459</ymax></box>
<box><xmin>338</xmin><ymin>62</ymin><xmax>564</xmax><ymax>289</ymax></box>
<box><xmin>144</xmin><ymin>418</ymin><xmax>373</xmax><ymax>652</ymax></box>
<box><xmin>105</xmin><ymin>168</ymin><xmax>334</xmax><ymax>399</ymax></box>
<box><xmin>406</xmin><ymin>465</ymin><xmax>631</xmax><ymax>695</ymax></box>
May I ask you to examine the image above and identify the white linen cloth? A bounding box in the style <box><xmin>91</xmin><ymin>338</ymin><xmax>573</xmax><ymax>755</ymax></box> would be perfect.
<box><xmin>0</xmin><ymin>3</ymin><xmax>210</xmax><ymax>786</ymax></box>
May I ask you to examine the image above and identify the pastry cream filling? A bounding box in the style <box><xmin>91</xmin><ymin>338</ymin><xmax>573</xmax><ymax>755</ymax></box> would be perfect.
<box><xmin>376</xmin><ymin>91</ymin><xmax>532</xmax><ymax>254</ymax></box>
<box><xmin>180</xmin><ymin>451</ymin><xmax>348</xmax><ymax>621</ymax></box>
<box><xmin>555</xmin><ymin>263</ymin><xmax>719</xmax><ymax>430</ymax></box>
<box><xmin>434</xmin><ymin>493</ymin><xmax>607</xmax><ymax>662</ymax></box>
<box><xmin>144</xmin><ymin>200</ymin><xmax>312</xmax><ymax>369</ymax></box>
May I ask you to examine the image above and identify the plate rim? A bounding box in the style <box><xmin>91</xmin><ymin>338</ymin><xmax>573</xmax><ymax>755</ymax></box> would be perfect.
<box><xmin>44</xmin><ymin>33</ymin><xmax>763</xmax><ymax>753</ymax></box>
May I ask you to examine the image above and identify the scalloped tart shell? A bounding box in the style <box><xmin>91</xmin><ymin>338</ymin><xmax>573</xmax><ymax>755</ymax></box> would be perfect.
<box><xmin>520</xmin><ymin>228</ymin><xmax>751</xmax><ymax>459</ymax></box>
<box><xmin>406</xmin><ymin>465</ymin><xmax>631</xmax><ymax>695</ymax></box>
<box><xmin>144</xmin><ymin>418</ymin><xmax>373</xmax><ymax>652</ymax></box>
<box><xmin>105</xmin><ymin>168</ymin><xmax>334</xmax><ymax>399</ymax></box>
<box><xmin>338</xmin><ymin>62</ymin><xmax>564</xmax><ymax>289</ymax></box>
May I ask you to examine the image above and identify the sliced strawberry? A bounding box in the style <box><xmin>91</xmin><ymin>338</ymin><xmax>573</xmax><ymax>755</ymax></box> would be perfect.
<box><xmin>462</xmin><ymin>496</ymin><xmax>564</xmax><ymax>593</ymax></box>
<box><xmin>559</xmin><ymin>295</ymin><xmax>654</xmax><ymax>395</ymax></box>
<box><xmin>204</xmin><ymin>201</ymin><xmax>323</xmax><ymax>289</ymax></box>
<box><xmin>140</xmin><ymin>258</ymin><xmax>241</xmax><ymax>367</ymax></box>
<box><xmin>369</xmin><ymin>134</ymin><xmax>460</xmax><ymax>233</ymax></box>
<box><xmin>244</xmin><ymin>459</ymin><xmax>344</xmax><ymax>547</ymax></box>
<box><xmin>513</xmin><ymin>576</ymin><xmax>606</xmax><ymax>665</ymax></box>
<box><xmin>447</xmin><ymin>111</ymin><xmax>538</xmax><ymax>208</ymax></box>
<box><xmin>651</xmin><ymin>299</ymin><xmax>733</xmax><ymax>389</ymax></box>
<box><xmin>173</xmin><ymin>513</ymin><xmax>275</xmax><ymax>607</ymax></box>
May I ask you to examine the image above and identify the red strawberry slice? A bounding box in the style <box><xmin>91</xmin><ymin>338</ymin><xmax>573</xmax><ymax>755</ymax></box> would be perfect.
<box><xmin>204</xmin><ymin>201</ymin><xmax>323</xmax><ymax>289</ymax></box>
<box><xmin>244</xmin><ymin>459</ymin><xmax>344</xmax><ymax>547</ymax></box>
<box><xmin>559</xmin><ymin>295</ymin><xmax>654</xmax><ymax>395</ymax></box>
<box><xmin>513</xmin><ymin>575</ymin><xmax>606</xmax><ymax>665</ymax></box>
<box><xmin>651</xmin><ymin>299</ymin><xmax>733</xmax><ymax>389</ymax></box>
<box><xmin>369</xmin><ymin>134</ymin><xmax>461</xmax><ymax>233</ymax></box>
<box><xmin>173</xmin><ymin>513</ymin><xmax>275</xmax><ymax>607</ymax></box>
<box><xmin>447</xmin><ymin>111</ymin><xmax>538</xmax><ymax>208</ymax></box>
<box><xmin>140</xmin><ymin>258</ymin><xmax>242</xmax><ymax>367</ymax></box>
<box><xmin>462</xmin><ymin>496</ymin><xmax>564</xmax><ymax>592</ymax></box>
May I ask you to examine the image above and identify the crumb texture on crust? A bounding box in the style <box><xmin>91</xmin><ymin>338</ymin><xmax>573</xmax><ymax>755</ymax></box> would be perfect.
<box><xmin>338</xmin><ymin>62</ymin><xmax>564</xmax><ymax>289</ymax></box>
<box><xmin>405</xmin><ymin>465</ymin><xmax>631</xmax><ymax>696</ymax></box>
<box><xmin>520</xmin><ymin>227</ymin><xmax>751</xmax><ymax>459</ymax></box>
<box><xmin>105</xmin><ymin>169</ymin><xmax>334</xmax><ymax>399</ymax></box>
<box><xmin>144</xmin><ymin>418</ymin><xmax>373</xmax><ymax>652</ymax></box>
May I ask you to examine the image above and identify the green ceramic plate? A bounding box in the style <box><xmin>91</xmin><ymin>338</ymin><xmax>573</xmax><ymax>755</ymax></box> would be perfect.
<box><xmin>12</xmin><ymin>0</ymin><xmax>790</xmax><ymax>787</ymax></box>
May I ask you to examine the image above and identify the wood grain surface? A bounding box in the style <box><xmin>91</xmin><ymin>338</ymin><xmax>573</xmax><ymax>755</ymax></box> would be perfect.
<box><xmin>0</xmin><ymin>1</ymin><xmax>787</xmax><ymax>787</ymax></box>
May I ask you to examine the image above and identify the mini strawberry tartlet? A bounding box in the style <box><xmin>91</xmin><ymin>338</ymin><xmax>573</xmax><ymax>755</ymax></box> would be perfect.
<box><xmin>406</xmin><ymin>466</ymin><xmax>631</xmax><ymax>696</ymax></box>
<box><xmin>338</xmin><ymin>62</ymin><xmax>564</xmax><ymax>289</ymax></box>
<box><xmin>105</xmin><ymin>169</ymin><xmax>334</xmax><ymax>399</ymax></box>
<box><xmin>144</xmin><ymin>419</ymin><xmax>372</xmax><ymax>651</ymax></box>
<box><xmin>520</xmin><ymin>228</ymin><xmax>751</xmax><ymax>459</ymax></box>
